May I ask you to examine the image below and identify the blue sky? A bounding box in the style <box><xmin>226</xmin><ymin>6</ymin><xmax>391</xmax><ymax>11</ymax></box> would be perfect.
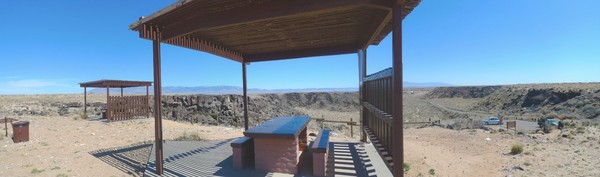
<box><xmin>0</xmin><ymin>0</ymin><xmax>599</xmax><ymax>94</ymax></box>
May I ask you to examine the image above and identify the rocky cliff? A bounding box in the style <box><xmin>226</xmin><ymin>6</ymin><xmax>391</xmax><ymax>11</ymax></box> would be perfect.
<box><xmin>423</xmin><ymin>83</ymin><xmax>600</xmax><ymax>119</ymax></box>
<box><xmin>425</xmin><ymin>86</ymin><xmax>502</xmax><ymax>99</ymax></box>
<box><xmin>157</xmin><ymin>92</ymin><xmax>359</xmax><ymax>126</ymax></box>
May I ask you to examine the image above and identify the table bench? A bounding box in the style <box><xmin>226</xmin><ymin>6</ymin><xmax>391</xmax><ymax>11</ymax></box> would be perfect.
<box><xmin>312</xmin><ymin>129</ymin><xmax>330</xmax><ymax>176</ymax></box>
<box><xmin>243</xmin><ymin>116</ymin><xmax>311</xmax><ymax>174</ymax></box>
<box><xmin>231</xmin><ymin>136</ymin><xmax>254</xmax><ymax>168</ymax></box>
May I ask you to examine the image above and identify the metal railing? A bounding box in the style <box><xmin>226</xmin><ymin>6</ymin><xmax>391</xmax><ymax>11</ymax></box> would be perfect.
<box><xmin>363</xmin><ymin>68</ymin><xmax>394</xmax><ymax>164</ymax></box>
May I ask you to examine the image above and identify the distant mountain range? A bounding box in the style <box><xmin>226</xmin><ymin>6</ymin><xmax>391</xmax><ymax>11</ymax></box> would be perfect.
<box><xmin>89</xmin><ymin>86</ymin><xmax>358</xmax><ymax>95</ymax></box>
<box><xmin>88</xmin><ymin>82</ymin><xmax>453</xmax><ymax>94</ymax></box>
<box><xmin>403</xmin><ymin>82</ymin><xmax>454</xmax><ymax>88</ymax></box>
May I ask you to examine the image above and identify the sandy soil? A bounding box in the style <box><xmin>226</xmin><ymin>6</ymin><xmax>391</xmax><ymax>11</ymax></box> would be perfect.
<box><xmin>0</xmin><ymin>115</ymin><xmax>244</xmax><ymax>177</ymax></box>
<box><xmin>0</xmin><ymin>115</ymin><xmax>351</xmax><ymax>177</ymax></box>
<box><xmin>1</xmin><ymin>94</ymin><xmax>599</xmax><ymax>177</ymax></box>
<box><xmin>404</xmin><ymin>127</ymin><xmax>600</xmax><ymax>177</ymax></box>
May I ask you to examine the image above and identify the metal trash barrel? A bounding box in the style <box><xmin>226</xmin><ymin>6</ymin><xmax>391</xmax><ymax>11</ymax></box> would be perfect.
<box><xmin>12</xmin><ymin>121</ymin><xmax>29</xmax><ymax>143</ymax></box>
<box><xmin>101</xmin><ymin>109</ymin><xmax>107</xmax><ymax>119</ymax></box>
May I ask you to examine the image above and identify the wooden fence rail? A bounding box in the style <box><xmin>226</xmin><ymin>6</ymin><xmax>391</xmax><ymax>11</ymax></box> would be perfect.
<box><xmin>108</xmin><ymin>95</ymin><xmax>149</xmax><ymax>121</ymax></box>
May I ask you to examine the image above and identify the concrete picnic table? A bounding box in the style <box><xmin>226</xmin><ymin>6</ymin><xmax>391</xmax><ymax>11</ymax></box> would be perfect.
<box><xmin>243</xmin><ymin>116</ymin><xmax>310</xmax><ymax>174</ymax></box>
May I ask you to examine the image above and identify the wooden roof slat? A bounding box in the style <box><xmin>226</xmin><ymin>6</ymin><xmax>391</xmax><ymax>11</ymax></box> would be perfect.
<box><xmin>158</xmin><ymin>0</ymin><xmax>391</xmax><ymax>41</ymax></box>
<box><xmin>245</xmin><ymin>44</ymin><xmax>357</xmax><ymax>62</ymax></box>
<box><xmin>130</xmin><ymin>0</ymin><xmax>421</xmax><ymax>62</ymax></box>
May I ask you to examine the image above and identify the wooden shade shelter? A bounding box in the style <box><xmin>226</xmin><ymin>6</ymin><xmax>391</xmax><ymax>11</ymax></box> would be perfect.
<box><xmin>79</xmin><ymin>80</ymin><xmax>152</xmax><ymax>121</ymax></box>
<box><xmin>129</xmin><ymin>0</ymin><xmax>421</xmax><ymax>175</ymax></box>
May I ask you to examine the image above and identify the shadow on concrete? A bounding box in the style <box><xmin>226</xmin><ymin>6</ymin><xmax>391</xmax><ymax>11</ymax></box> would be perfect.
<box><xmin>327</xmin><ymin>142</ymin><xmax>378</xmax><ymax>177</ymax></box>
<box><xmin>89</xmin><ymin>142</ymin><xmax>153</xmax><ymax>177</ymax></box>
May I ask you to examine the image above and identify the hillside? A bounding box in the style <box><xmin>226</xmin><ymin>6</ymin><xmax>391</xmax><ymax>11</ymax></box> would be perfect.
<box><xmin>424</xmin><ymin>83</ymin><xmax>600</xmax><ymax>120</ymax></box>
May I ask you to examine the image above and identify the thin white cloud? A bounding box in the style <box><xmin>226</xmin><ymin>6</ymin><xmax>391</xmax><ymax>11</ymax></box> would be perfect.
<box><xmin>0</xmin><ymin>79</ymin><xmax>76</xmax><ymax>94</ymax></box>
<box><xmin>2</xmin><ymin>76</ymin><xmax>21</xmax><ymax>80</ymax></box>
<box><xmin>5</xmin><ymin>79</ymin><xmax>61</xmax><ymax>87</ymax></box>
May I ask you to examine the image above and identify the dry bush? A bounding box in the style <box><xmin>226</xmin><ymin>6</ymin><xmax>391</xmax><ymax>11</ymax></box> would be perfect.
<box><xmin>77</xmin><ymin>110</ymin><xmax>88</xmax><ymax>120</ymax></box>
<box><xmin>174</xmin><ymin>131</ymin><xmax>206</xmax><ymax>141</ymax></box>
<box><xmin>511</xmin><ymin>143</ymin><xmax>524</xmax><ymax>155</ymax></box>
<box><xmin>450</xmin><ymin>119</ymin><xmax>485</xmax><ymax>130</ymax></box>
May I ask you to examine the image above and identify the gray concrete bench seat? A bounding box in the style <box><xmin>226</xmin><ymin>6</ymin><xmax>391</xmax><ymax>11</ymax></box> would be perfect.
<box><xmin>231</xmin><ymin>136</ymin><xmax>254</xmax><ymax>169</ymax></box>
<box><xmin>312</xmin><ymin>129</ymin><xmax>330</xmax><ymax>177</ymax></box>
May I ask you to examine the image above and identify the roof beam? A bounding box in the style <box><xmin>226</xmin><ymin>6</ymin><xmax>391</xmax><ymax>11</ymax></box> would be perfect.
<box><xmin>245</xmin><ymin>45</ymin><xmax>358</xmax><ymax>62</ymax></box>
<box><xmin>161</xmin><ymin>0</ymin><xmax>393</xmax><ymax>41</ymax></box>
<box><xmin>163</xmin><ymin>36</ymin><xmax>244</xmax><ymax>62</ymax></box>
<box><xmin>138</xmin><ymin>24</ymin><xmax>243</xmax><ymax>62</ymax></box>
<box><xmin>128</xmin><ymin>0</ymin><xmax>195</xmax><ymax>30</ymax></box>
<box><xmin>361</xmin><ymin>10</ymin><xmax>392</xmax><ymax>49</ymax></box>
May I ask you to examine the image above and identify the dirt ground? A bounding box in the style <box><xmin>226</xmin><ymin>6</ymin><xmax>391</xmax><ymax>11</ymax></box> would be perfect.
<box><xmin>404</xmin><ymin>126</ymin><xmax>600</xmax><ymax>177</ymax></box>
<box><xmin>1</xmin><ymin>94</ymin><xmax>599</xmax><ymax>177</ymax></box>
<box><xmin>0</xmin><ymin>115</ymin><xmax>245</xmax><ymax>177</ymax></box>
<box><xmin>0</xmin><ymin>116</ymin><xmax>354</xmax><ymax>177</ymax></box>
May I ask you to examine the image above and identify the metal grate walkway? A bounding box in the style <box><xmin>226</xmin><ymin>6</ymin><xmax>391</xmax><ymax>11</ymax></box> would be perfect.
<box><xmin>143</xmin><ymin>139</ymin><xmax>391</xmax><ymax>177</ymax></box>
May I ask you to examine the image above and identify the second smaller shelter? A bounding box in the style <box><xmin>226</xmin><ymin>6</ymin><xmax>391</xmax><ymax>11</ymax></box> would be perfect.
<box><xmin>79</xmin><ymin>80</ymin><xmax>152</xmax><ymax>121</ymax></box>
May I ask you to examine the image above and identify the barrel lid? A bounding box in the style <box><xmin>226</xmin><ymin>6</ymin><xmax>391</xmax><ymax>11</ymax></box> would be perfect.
<box><xmin>12</xmin><ymin>121</ymin><xmax>29</xmax><ymax>126</ymax></box>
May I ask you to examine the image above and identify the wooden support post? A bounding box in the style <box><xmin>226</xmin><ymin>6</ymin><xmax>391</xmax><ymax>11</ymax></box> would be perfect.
<box><xmin>242</xmin><ymin>62</ymin><xmax>249</xmax><ymax>130</ymax></box>
<box><xmin>146</xmin><ymin>85</ymin><xmax>149</xmax><ymax>118</ymax></box>
<box><xmin>107</xmin><ymin>85</ymin><xmax>110</xmax><ymax>121</ymax></box>
<box><xmin>152</xmin><ymin>28</ymin><xmax>164</xmax><ymax>175</ymax></box>
<box><xmin>358</xmin><ymin>49</ymin><xmax>367</xmax><ymax>142</ymax></box>
<box><xmin>392</xmin><ymin>2</ymin><xmax>404</xmax><ymax>177</ymax></box>
<box><xmin>121</xmin><ymin>87</ymin><xmax>123</xmax><ymax>97</ymax></box>
<box><xmin>350</xmin><ymin>118</ymin><xmax>354</xmax><ymax>138</ymax></box>
<box><xmin>84</xmin><ymin>86</ymin><xmax>87</xmax><ymax>114</ymax></box>
<box><xmin>4</xmin><ymin>117</ymin><xmax>7</xmax><ymax>137</ymax></box>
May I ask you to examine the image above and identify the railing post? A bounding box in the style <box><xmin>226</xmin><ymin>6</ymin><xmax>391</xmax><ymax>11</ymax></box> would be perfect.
<box><xmin>358</xmin><ymin>49</ymin><xmax>367</xmax><ymax>142</ymax></box>
<box><xmin>392</xmin><ymin>2</ymin><xmax>404</xmax><ymax>177</ymax></box>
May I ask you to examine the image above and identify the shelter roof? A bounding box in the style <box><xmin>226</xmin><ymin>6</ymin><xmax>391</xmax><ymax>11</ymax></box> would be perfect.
<box><xmin>129</xmin><ymin>0</ymin><xmax>421</xmax><ymax>62</ymax></box>
<box><xmin>79</xmin><ymin>80</ymin><xmax>152</xmax><ymax>88</ymax></box>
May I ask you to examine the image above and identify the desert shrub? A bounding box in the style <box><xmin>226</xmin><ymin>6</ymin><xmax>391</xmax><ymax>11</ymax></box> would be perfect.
<box><xmin>403</xmin><ymin>163</ymin><xmax>411</xmax><ymax>172</ymax></box>
<box><xmin>450</xmin><ymin>119</ymin><xmax>484</xmax><ymax>130</ymax></box>
<box><xmin>80</xmin><ymin>111</ymin><xmax>88</xmax><ymax>120</ymax></box>
<box><xmin>429</xmin><ymin>169</ymin><xmax>436</xmax><ymax>175</ymax></box>
<box><xmin>557</xmin><ymin>114</ymin><xmax>578</xmax><ymax>120</ymax></box>
<box><xmin>574</xmin><ymin>100</ymin><xmax>585</xmax><ymax>108</ymax></box>
<box><xmin>576</xmin><ymin>126</ymin><xmax>586</xmax><ymax>134</ymax></box>
<box><xmin>31</xmin><ymin>168</ymin><xmax>44</xmax><ymax>174</ymax></box>
<box><xmin>56</xmin><ymin>174</ymin><xmax>68</xmax><ymax>177</ymax></box>
<box><xmin>582</xmin><ymin>105</ymin><xmax>599</xmax><ymax>119</ymax></box>
<box><xmin>511</xmin><ymin>143</ymin><xmax>524</xmax><ymax>155</ymax></box>
<box><xmin>582</xmin><ymin>121</ymin><xmax>592</xmax><ymax>126</ymax></box>
<box><xmin>564</xmin><ymin>121</ymin><xmax>576</xmax><ymax>128</ymax></box>
<box><xmin>74</xmin><ymin>110</ymin><xmax>88</xmax><ymax>120</ymax></box>
<box><xmin>472</xmin><ymin>120</ymin><xmax>485</xmax><ymax>129</ymax></box>
<box><xmin>174</xmin><ymin>132</ymin><xmax>205</xmax><ymax>141</ymax></box>
<box><xmin>542</xmin><ymin>122</ymin><xmax>554</xmax><ymax>133</ymax></box>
